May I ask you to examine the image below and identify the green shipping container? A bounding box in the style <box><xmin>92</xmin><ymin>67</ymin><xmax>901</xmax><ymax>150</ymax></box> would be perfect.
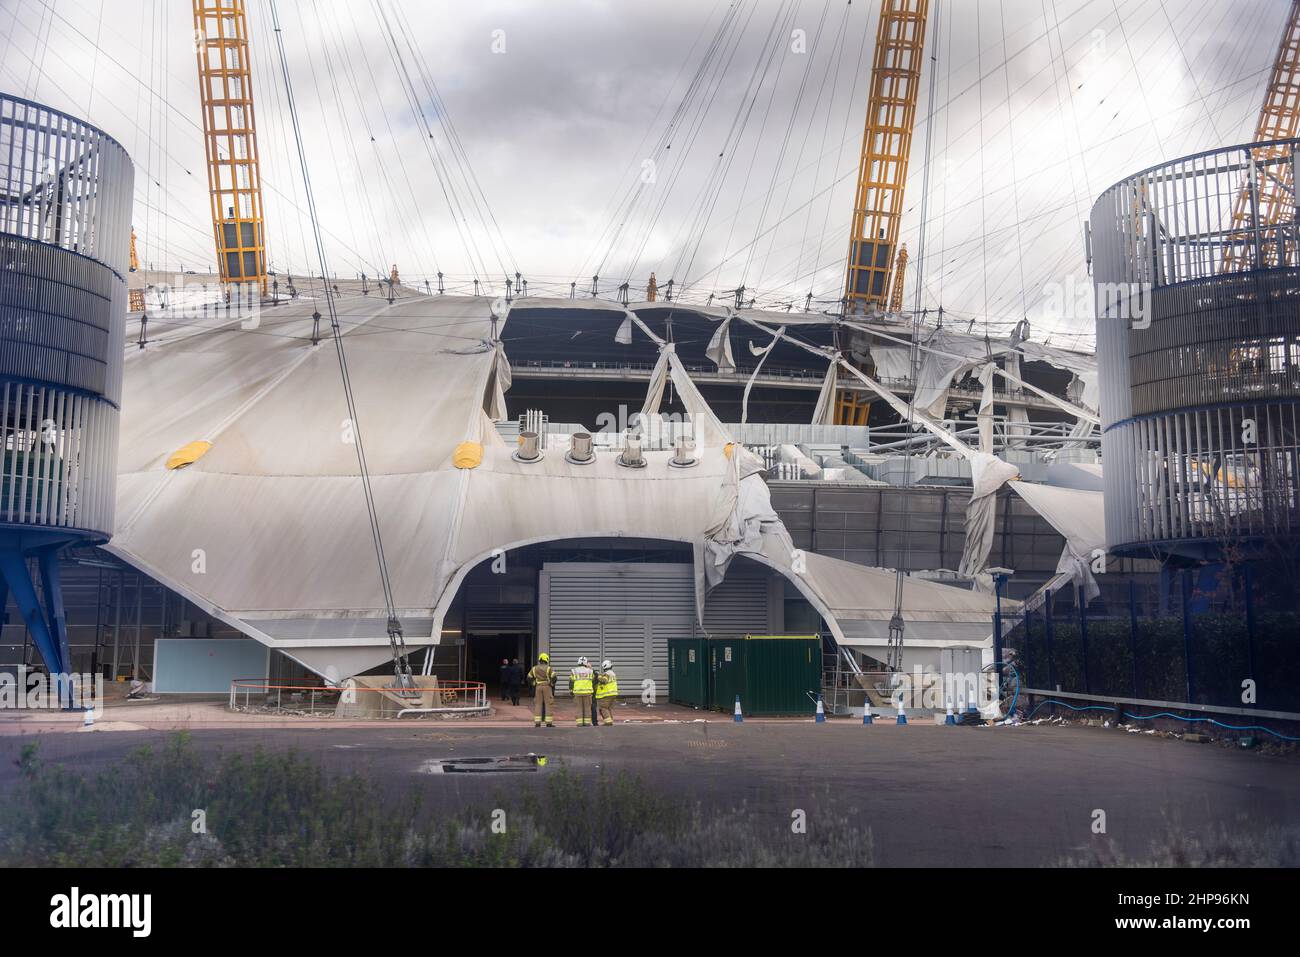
<box><xmin>668</xmin><ymin>638</ymin><xmax>710</xmax><ymax>709</ymax></box>
<box><xmin>708</xmin><ymin>635</ymin><xmax>822</xmax><ymax>716</ymax></box>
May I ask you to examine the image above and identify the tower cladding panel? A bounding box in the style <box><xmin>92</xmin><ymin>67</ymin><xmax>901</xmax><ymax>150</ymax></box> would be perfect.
<box><xmin>1091</xmin><ymin>139</ymin><xmax>1300</xmax><ymax>559</ymax></box>
<box><xmin>0</xmin><ymin>94</ymin><xmax>132</xmax><ymax>674</ymax></box>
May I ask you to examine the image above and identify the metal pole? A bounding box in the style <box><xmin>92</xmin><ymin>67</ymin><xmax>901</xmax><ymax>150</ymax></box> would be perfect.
<box><xmin>1023</xmin><ymin>603</ymin><xmax>1032</xmax><ymax>688</ymax></box>
<box><xmin>1129</xmin><ymin>578</ymin><xmax>1140</xmax><ymax>698</ymax></box>
<box><xmin>993</xmin><ymin>575</ymin><xmax>1004</xmax><ymax>670</ymax></box>
<box><xmin>1077</xmin><ymin>585</ymin><xmax>1090</xmax><ymax>696</ymax></box>
<box><xmin>1181</xmin><ymin>569</ymin><xmax>1194</xmax><ymax>704</ymax></box>
<box><xmin>1045</xmin><ymin>589</ymin><xmax>1056</xmax><ymax>693</ymax></box>
<box><xmin>1244</xmin><ymin>563</ymin><xmax>1257</xmax><ymax>698</ymax></box>
<box><xmin>111</xmin><ymin>570</ymin><xmax>122</xmax><ymax>679</ymax></box>
<box><xmin>133</xmin><ymin>575</ymin><xmax>142</xmax><ymax>678</ymax></box>
<box><xmin>92</xmin><ymin>566</ymin><xmax>103</xmax><ymax>679</ymax></box>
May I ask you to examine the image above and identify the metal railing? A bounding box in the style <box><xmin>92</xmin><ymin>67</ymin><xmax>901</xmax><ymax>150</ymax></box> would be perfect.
<box><xmin>1090</xmin><ymin>138</ymin><xmax>1298</xmax><ymax>289</ymax></box>
<box><xmin>0</xmin><ymin>93</ymin><xmax>134</xmax><ymax>276</ymax></box>
<box><xmin>228</xmin><ymin>678</ymin><xmax>488</xmax><ymax>717</ymax></box>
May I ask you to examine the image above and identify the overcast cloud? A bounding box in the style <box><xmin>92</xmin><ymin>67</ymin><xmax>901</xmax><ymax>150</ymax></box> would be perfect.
<box><xmin>1</xmin><ymin>0</ymin><xmax>1287</xmax><ymax>343</ymax></box>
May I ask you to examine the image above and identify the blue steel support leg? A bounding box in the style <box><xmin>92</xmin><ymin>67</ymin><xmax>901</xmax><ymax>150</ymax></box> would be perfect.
<box><xmin>38</xmin><ymin>548</ymin><xmax>71</xmax><ymax>678</ymax></box>
<box><xmin>0</xmin><ymin>550</ymin><xmax>66</xmax><ymax>677</ymax></box>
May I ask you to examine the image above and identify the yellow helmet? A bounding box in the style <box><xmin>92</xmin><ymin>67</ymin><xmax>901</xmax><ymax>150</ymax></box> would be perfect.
<box><xmin>538</xmin><ymin>652</ymin><xmax>550</xmax><ymax>663</ymax></box>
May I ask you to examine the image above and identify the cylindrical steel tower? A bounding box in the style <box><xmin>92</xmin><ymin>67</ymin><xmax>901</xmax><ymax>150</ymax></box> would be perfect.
<box><xmin>1091</xmin><ymin>139</ymin><xmax>1299</xmax><ymax>560</ymax></box>
<box><xmin>0</xmin><ymin>93</ymin><xmax>132</xmax><ymax>675</ymax></box>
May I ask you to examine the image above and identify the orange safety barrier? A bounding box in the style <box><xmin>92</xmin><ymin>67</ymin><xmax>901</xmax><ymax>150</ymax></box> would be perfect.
<box><xmin>228</xmin><ymin>678</ymin><xmax>488</xmax><ymax>717</ymax></box>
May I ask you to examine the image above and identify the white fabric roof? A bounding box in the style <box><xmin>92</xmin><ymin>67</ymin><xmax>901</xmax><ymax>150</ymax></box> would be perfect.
<box><xmin>1010</xmin><ymin>480</ymin><xmax>1106</xmax><ymax>601</ymax></box>
<box><xmin>111</xmin><ymin>289</ymin><xmax>1004</xmax><ymax>678</ymax></box>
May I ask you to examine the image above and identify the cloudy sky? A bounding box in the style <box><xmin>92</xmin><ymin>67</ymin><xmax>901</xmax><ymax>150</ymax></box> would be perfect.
<box><xmin>1</xmin><ymin>0</ymin><xmax>1288</xmax><ymax>344</ymax></box>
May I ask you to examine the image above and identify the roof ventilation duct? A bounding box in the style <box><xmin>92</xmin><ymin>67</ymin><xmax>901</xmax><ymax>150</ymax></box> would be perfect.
<box><xmin>618</xmin><ymin>432</ymin><xmax>647</xmax><ymax>469</ymax></box>
<box><xmin>566</xmin><ymin>432</ymin><xmax>595</xmax><ymax>465</ymax></box>
<box><xmin>514</xmin><ymin>431</ymin><xmax>543</xmax><ymax>463</ymax></box>
<box><xmin>669</xmin><ymin>437</ymin><xmax>698</xmax><ymax>469</ymax></box>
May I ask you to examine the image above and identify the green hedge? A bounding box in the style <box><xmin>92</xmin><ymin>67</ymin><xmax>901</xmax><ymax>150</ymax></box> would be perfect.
<box><xmin>1010</xmin><ymin>612</ymin><xmax>1300</xmax><ymax>711</ymax></box>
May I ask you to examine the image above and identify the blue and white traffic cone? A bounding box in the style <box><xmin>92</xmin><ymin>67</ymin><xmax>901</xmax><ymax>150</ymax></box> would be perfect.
<box><xmin>733</xmin><ymin>694</ymin><xmax>744</xmax><ymax>723</ymax></box>
<box><xmin>862</xmin><ymin>708</ymin><xmax>874</xmax><ymax>725</ymax></box>
<box><xmin>944</xmin><ymin>687</ymin><xmax>956</xmax><ymax>725</ymax></box>
<box><xmin>814</xmin><ymin>694</ymin><xmax>826</xmax><ymax>723</ymax></box>
<box><xmin>964</xmin><ymin>680</ymin><xmax>980</xmax><ymax>718</ymax></box>
<box><xmin>896</xmin><ymin>698</ymin><xmax>908</xmax><ymax>726</ymax></box>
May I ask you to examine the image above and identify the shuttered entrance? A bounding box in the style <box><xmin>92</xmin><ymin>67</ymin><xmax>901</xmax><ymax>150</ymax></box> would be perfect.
<box><xmin>540</xmin><ymin>560</ymin><xmax>780</xmax><ymax>696</ymax></box>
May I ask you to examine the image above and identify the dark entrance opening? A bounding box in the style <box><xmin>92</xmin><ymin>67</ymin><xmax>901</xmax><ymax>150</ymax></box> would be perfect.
<box><xmin>467</xmin><ymin>634</ymin><xmax>529</xmax><ymax>700</ymax></box>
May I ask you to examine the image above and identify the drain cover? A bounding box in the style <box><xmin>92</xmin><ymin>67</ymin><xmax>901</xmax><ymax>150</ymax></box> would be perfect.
<box><xmin>420</xmin><ymin>754</ymin><xmax>547</xmax><ymax>774</ymax></box>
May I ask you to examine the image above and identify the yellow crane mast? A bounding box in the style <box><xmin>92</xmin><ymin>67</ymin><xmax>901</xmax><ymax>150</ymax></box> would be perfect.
<box><xmin>837</xmin><ymin>0</ymin><xmax>930</xmax><ymax>425</ymax></box>
<box><xmin>193</xmin><ymin>0</ymin><xmax>268</xmax><ymax>296</ymax></box>
<box><xmin>888</xmin><ymin>244</ymin><xmax>909</xmax><ymax>313</ymax></box>
<box><xmin>1227</xmin><ymin>0</ymin><xmax>1300</xmax><ymax>272</ymax></box>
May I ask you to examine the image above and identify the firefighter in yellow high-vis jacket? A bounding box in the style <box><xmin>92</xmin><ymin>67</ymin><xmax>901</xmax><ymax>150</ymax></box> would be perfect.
<box><xmin>596</xmin><ymin>660</ymin><xmax>618</xmax><ymax>726</ymax></box>
<box><xmin>528</xmin><ymin>653</ymin><xmax>557</xmax><ymax>728</ymax></box>
<box><xmin>569</xmin><ymin>656</ymin><xmax>595</xmax><ymax>726</ymax></box>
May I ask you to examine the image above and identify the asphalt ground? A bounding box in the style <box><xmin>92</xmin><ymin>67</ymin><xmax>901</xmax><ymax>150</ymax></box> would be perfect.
<box><xmin>2</xmin><ymin>719</ymin><xmax>1296</xmax><ymax>866</ymax></box>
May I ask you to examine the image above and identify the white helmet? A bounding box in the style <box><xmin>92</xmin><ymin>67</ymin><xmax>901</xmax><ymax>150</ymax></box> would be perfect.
<box><xmin>601</xmin><ymin>660</ymin><xmax>613</xmax><ymax>671</ymax></box>
<box><xmin>577</xmin><ymin>656</ymin><xmax>589</xmax><ymax>666</ymax></box>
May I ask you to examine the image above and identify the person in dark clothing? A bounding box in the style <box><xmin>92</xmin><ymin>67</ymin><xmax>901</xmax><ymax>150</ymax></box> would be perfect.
<box><xmin>498</xmin><ymin>658</ymin><xmax>510</xmax><ymax>701</ymax></box>
<box><xmin>506</xmin><ymin>658</ymin><xmax>524</xmax><ymax>706</ymax></box>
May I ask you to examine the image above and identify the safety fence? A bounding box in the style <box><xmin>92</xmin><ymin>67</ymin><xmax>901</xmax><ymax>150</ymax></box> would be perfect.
<box><xmin>997</xmin><ymin>572</ymin><xmax>1300</xmax><ymax>714</ymax></box>
<box><xmin>228</xmin><ymin>678</ymin><xmax>488</xmax><ymax>717</ymax></box>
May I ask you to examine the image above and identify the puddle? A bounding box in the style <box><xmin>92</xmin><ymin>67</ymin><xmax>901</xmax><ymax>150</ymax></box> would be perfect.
<box><xmin>419</xmin><ymin>754</ymin><xmax>548</xmax><ymax>774</ymax></box>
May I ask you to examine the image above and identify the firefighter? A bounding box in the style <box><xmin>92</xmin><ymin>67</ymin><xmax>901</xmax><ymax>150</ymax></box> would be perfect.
<box><xmin>570</xmin><ymin>656</ymin><xmax>595</xmax><ymax>727</ymax></box>
<box><xmin>596</xmin><ymin>659</ymin><xmax>618</xmax><ymax>726</ymax></box>
<box><xmin>528</xmin><ymin>653</ymin><xmax>557</xmax><ymax>728</ymax></box>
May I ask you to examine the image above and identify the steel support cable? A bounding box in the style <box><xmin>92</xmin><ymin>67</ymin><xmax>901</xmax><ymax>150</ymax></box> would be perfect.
<box><xmin>909</xmin><ymin>0</ymin><xmax>1229</xmax><ymax>317</ymax></box>
<box><xmin>626</xmin><ymin>13</ymin><xmax>868</xmax><ymax>291</ymax></box>
<box><xmin>624</xmin><ymin>1</ymin><xmax>789</xmax><ymax>287</ymax></box>
<box><xmin>791</xmin><ymin>0</ymin><xmax>854</xmax><ymax>294</ymax></box>
<box><xmin>897</xmin><ymin>0</ymin><xmax>1164</xmax><ymax>313</ymax></box>
<box><xmin>572</xmin><ymin>0</ymin><xmax>731</xmax><ymax>282</ymax></box>
<box><xmin>710</xmin><ymin>0</ymin><xmax>1119</xmax><ymax>303</ymax></box>
<box><xmin>632</xmin><ymin>0</ymin><xmax>759</xmax><ymax>283</ymax></box>
<box><xmin>750</xmin><ymin>0</ymin><xmax>835</xmax><ymax>288</ymax></box>
<box><xmin>317</xmin><ymin>2</ymin><xmax>427</xmax><ymax>280</ymax></box>
<box><xmin>250</xmin><ymin>3</ymin><xmax>319</xmax><ymax>280</ymax></box>
<box><xmin>613</xmin><ymin>1</ymin><xmax>748</xmax><ymax>275</ymax></box>
<box><xmin>807</xmin><ymin>2</ymin><xmax>874</xmax><ymax>297</ymax></box>
<box><xmin>17</xmin><ymin>0</ymin><xmax>381</xmax><ymax>280</ymax></box>
<box><xmin>350</xmin><ymin>1</ymin><xmax>490</xmax><ymax>284</ymax></box>
<box><xmin>998</xmin><ymin>0</ymin><xmax>1029</xmax><ymax>320</ymax></box>
<box><xmin>968</xmin><ymin>0</ymin><xmax>1223</xmax><ymax>315</ymax></box>
<box><xmin>675</xmin><ymin>2</ymin><xmax>793</xmax><ymax>295</ymax></box>
<box><xmin>609</xmin><ymin>1</ymin><xmax>752</xmax><ymax>284</ymax></box>
<box><xmin>887</xmin><ymin>0</ymin><xmax>946</xmax><ymax>675</ymax></box>
<box><xmin>679</xmin><ymin>166</ymin><xmax>859</xmax><ymax>291</ymax></box>
<box><xmin>663</xmin><ymin>1</ymin><xmax>766</xmax><ymax>286</ymax></box>
<box><xmin>945</xmin><ymin>0</ymin><xmax>1234</xmax><ymax>322</ymax></box>
<box><xmin>1157</xmin><ymin>0</ymin><xmax>1226</xmax><ymax>143</ymax></box>
<box><xmin>267</xmin><ymin>0</ymin><xmax>413</xmax><ymax>687</ymax></box>
<box><xmin>302</xmin><ymin>9</ymin><xmax>397</xmax><ymax>281</ymax></box>
<box><xmin>715</xmin><ymin>0</ymin><xmax>800</xmax><ymax>287</ymax></box>
<box><xmin>977</xmin><ymin>0</ymin><xmax>989</xmax><ymax>325</ymax></box>
<box><xmin>271</xmin><ymin>0</ymin><xmax>474</xmax><ymax>284</ymax></box>
<box><xmin>579</xmin><ymin>6</ymin><xmax>749</xmax><ymax>288</ymax></box>
<box><xmin>389</xmin><ymin>0</ymin><xmax>515</xmax><ymax>276</ymax></box>
<box><xmin>372</xmin><ymin>0</ymin><xmax>507</xmax><ymax>280</ymax></box>
<box><xmin>660</xmin><ymin>0</ymin><xmax>1097</xmax><ymax>297</ymax></box>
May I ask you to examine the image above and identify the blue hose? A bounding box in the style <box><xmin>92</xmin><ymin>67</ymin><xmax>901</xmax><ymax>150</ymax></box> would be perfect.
<box><xmin>1020</xmin><ymin>699</ymin><xmax>1300</xmax><ymax>742</ymax></box>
